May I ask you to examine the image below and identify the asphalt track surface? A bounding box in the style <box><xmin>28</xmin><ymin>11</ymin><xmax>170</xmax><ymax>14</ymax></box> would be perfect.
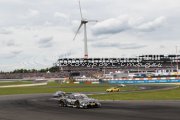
<box><xmin>0</xmin><ymin>86</ymin><xmax>180</xmax><ymax>120</ymax></box>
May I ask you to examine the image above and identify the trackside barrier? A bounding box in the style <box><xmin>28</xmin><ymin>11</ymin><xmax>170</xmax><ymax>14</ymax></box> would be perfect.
<box><xmin>0</xmin><ymin>82</ymin><xmax>47</xmax><ymax>88</ymax></box>
<box><xmin>92</xmin><ymin>82</ymin><xmax>100</xmax><ymax>84</ymax></box>
<box><xmin>108</xmin><ymin>79</ymin><xmax>180</xmax><ymax>84</ymax></box>
<box><xmin>73</xmin><ymin>81</ymin><xmax>100</xmax><ymax>84</ymax></box>
<box><xmin>85</xmin><ymin>81</ymin><xmax>92</xmax><ymax>84</ymax></box>
<box><xmin>75</xmin><ymin>79</ymin><xmax>99</xmax><ymax>82</ymax></box>
<box><xmin>104</xmin><ymin>77</ymin><xmax>180</xmax><ymax>81</ymax></box>
<box><xmin>74</xmin><ymin>82</ymin><xmax>80</xmax><ymax>84</ymax></box>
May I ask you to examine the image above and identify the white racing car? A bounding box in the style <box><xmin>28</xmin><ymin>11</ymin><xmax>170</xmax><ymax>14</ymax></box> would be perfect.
<box><xmin>52</xmin><ymin>91</ymin><xmax>66</xmax><ymax>98</ymax></box>
<box><xmin>57</xmin><ymin>92</ymin><xmax>101</xmax><ymax>108</ymax></box>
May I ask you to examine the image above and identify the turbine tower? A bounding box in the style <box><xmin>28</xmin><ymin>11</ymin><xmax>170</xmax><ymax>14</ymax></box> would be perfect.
<box><xmin>73</xmin><ymin>0</ymin><xmax>97</xmax><ymax>58</ymax></box>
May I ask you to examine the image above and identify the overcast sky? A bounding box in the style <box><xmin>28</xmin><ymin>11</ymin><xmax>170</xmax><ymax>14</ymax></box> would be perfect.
<box><xmin>0</xmin><ymin>0</ymin><xmax>180</xmax><ymax>71</ymax></box>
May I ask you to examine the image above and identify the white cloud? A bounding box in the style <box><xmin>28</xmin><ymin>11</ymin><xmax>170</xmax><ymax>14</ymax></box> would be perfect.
<box><xmin>0</xmin><ymin>28</ymin><xmax>13</xmax><ymax>34</ymax></box>
<box><xmin>92</xmin><ymin>15</ymin><xmax>130</xmax><ymax>35</ymax></box>
<box><xmin>28</xmin><ymin>9</ymin><xmax>40</xmax><ymax>17</ymax></box>
<box><xmin>92</xmin><ymin>42</ymin><xmax>147</xmax><ymax>50</ymax></box>
<box><xmin>20</xmin><ymin>9</ymin><xmax>40</xmax><ymax>20</ymax></box>
<box><xmin>92</xmin><ymin>15</ymin><xmax>166</xmax><ymax>36</ymax></box>
<box><xmin>135</xmin><ymin>16</ymin><xmax>166</xmax><ymax>31</ymax></box>
<box><xmin>3</xmin><ymin>39</ymin><xmax>17</xmax><ymax>47</ymax></box>
<box><xmin>54</xmin><ymin>12</ymin><xmax>68</xmax><ymax>19</ymax></box>
<box><xmin>38</xmin><ymin>36</ymin><xmax>54</xmax><ymax>48</ymax></box>
<box><xmin>0</xmin><ymin>49</ymin><xmax>22</xmax><ymax>59</ymax></box>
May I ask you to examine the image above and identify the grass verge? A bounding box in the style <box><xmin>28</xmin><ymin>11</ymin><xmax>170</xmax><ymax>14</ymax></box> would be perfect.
<box><xmin>90</xmin><ymin>86</ymin><xmax>180</xmax><ymax>100</ymax></box>
<box><xmin>0</xmin><ymin>82</ymin><xmax>139</xmax><ymax>95</ymax></box>
<box><xmin>0</xmin><ymin>81</ymin><xmax>32</xmax><ymax>86</ymax></box>
<box><xmin>1</xmin><ymin>81</ymin><xmax>179</xmax><ymax>100</ymax></box>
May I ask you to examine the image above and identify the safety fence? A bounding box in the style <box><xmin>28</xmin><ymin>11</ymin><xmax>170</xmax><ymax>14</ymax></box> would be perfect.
<box><xmin>108</xmin><ymin>79</ymin><xmax>180</xmax><ymax>84</ymax></box>
<box><xmin>74</xmin><ymin>77</ymin><xmax>180</xmax><ymax>84</ymax></box>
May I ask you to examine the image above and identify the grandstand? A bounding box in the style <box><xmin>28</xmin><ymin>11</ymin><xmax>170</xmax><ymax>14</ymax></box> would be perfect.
<box><xmin>0</xmin><ymin>55</ymin><xmax>179</xmax><ymax>79</ymax></box>
<box><xmin>57</xmin><ymin>55</ymin><xmax>180</xmax><ymax>72</ymax></box>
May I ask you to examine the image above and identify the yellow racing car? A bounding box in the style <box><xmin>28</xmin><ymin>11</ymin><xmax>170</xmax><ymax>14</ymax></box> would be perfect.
<box><xmin>106</xmin><ymin>87</ymin><xmax>120</xmax><ymax>92</ymax></box>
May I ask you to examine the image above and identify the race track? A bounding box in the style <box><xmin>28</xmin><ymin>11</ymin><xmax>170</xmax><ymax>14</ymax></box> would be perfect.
<box><xmin>0</xmin><ymin>93</ymin><xmax>180</xmax><ymax>120</ymax></box>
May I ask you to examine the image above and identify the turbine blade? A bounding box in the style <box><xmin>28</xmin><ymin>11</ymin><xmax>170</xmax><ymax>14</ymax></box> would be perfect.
<box><xmin>73</xmin><ymin>23</ymin><xmax>83</xmax><ymax>40</ymax></box>
<box><xmin>79</xmin><ymin>0</ymin><xmax>83</xmax><ymax>19</ymax></box>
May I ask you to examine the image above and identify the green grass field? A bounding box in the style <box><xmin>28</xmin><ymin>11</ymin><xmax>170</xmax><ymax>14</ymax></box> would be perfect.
<box><xmin>90</xmin><ymin>86</ymin><xmax>180</xmax><ymax>100</ymax></box>
<box><xmin>0</xmin><ymin>81</ymin><xmax>32</xmax><ymax>86</ymax></box>
<box><xmin>0</xmin><ymin>81</ymin><xmax>180</xmax><ymax>100</ymax></box>
<box><xmin>0</xmin><ymin>81</ymin><xmax>139</xmax><ymax>95</ymax></box>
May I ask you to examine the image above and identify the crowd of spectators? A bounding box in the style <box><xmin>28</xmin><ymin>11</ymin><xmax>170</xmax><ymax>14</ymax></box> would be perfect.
<box><xmin>0</xmin><ymin>72</ymin><xmax>69</xmax><ymax>79</ymax></box>
<box><xmin>0</xmin><ymin>70</ymin><xmax>103</xmax><ymax>79</ymax></box>
<box><xmin>0</xmin><ymin>62</ymin><xmax>178</xmax><ymax>79</ymax></box>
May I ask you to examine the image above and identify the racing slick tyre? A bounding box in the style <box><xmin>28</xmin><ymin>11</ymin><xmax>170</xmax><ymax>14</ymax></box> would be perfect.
<box><xmin>58</xmin><ymin>101</ymin><xmax>65</xmax><ymax>107</ymax></box>
<box><xmin>74</xmin><ymin>101</ymin><xmax>80</xmax><ymax>108</ymax></box>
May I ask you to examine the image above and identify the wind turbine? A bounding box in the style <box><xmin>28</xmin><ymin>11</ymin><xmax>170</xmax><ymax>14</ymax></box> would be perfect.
<box><xmin>73</xmin><ymin>0</ymin><xmax>97</xmax><ymax>58</ymax></box>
